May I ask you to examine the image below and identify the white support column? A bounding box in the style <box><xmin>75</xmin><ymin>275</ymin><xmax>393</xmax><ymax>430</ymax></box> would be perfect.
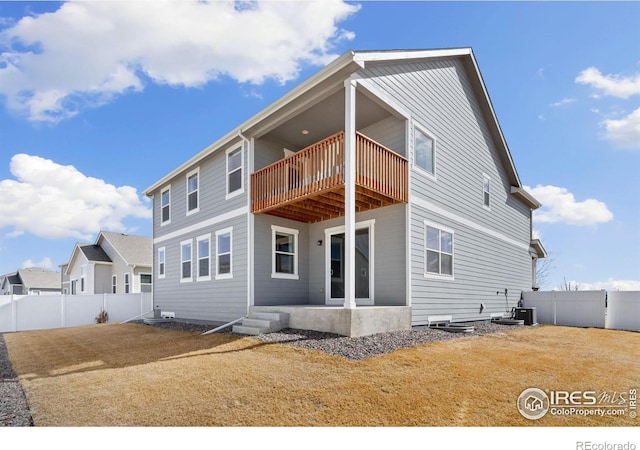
<box><xmin>344</xmin><ymin>78</ymin><xmax>357</xmax><ymax>309</ymax></box>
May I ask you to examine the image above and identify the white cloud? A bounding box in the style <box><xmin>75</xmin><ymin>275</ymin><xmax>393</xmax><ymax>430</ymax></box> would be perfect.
<box><xmin>0</xmin><ymin>1</ymin><xmax>359</xmax><ymax>123</ymax></box>
<box><xmin>22</xmin><ymin>257</ymin><xmax>54</xmax><ymax>269</ymax></box>
<box><xmin>0</xmin><ymin>154</ymin><xmax>151</xmax><ymax>240</ymax></box>
<box><xmin>602</xmin><ymin>107</ymin><xmax>640</xmax><ymax>150</ymax></box>
<box><xmin>524</xmin><ymin>185</ymin><xmax>613</xmax><ymax>226</ymax></box>
<box><xmin>576</xmin><ymin>67</ymin><xmax>640</xmax><ymax>99</ymax></box>
<box><xmin>578</xmin><ymin>279</ymin><xmax>640</xmax><ymax>291</ymax></box>
<box><xmin>550</xmin><ymin>98</ymin><xmax>576</xmax><ymax>107</ymax></box>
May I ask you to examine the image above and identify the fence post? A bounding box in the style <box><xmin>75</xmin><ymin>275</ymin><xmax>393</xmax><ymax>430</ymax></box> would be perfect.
<box><xmin>60</xmin><ymin>294</ymin><xmax>66</xmax><ymax>328</ymax></box>
<box><xmin>11</xmin><ymin>295</ymin><xmax>17</xmax><ymax>332</ymax></box>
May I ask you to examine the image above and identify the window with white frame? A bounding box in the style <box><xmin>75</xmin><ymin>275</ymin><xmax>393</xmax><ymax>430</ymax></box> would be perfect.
<box><xmin>112</xmin><ymin>275</ymin><xmax>117</xmax><ymax>294</ymax></box>
<box><xmin>140</xmin><ymin>274</ymin><xmax>152</xmax><ymax>293</ymax></box>
<box><xmin>71</xmin><ymin>280</ymin><xmax>77</xmax><ymax>295</ymax></box>
<box><xmin>124</xmin><ymin>273</ymin><xmax>130</xmax><ymax>293</ymax></box>
<box><xmin>226</xmin><ymin>146</ymin><xmax>243</xmax><ymax>198</ymax></box>
<box><xmin>197</xmin><ymin>234</ymin><xmax>211</xmax><ymax>281</ymax></box>
<box><xmin>425</xmin><ymin>222</ymin><xmax>454</xmax><ymax>277</ymax></box>
<box><xmin>483</xmin><ymin>174</ymin><xmax>491</xmax><ymax>209</ymax></box>
<box><xmin>161</xmin><ymin>186</ymin><xmax>171</xmax><ymax>224</ymax></box>
<box><xmin>414</xmin><ymin>126</ymin><xmax>435</xmax><ymax>175</ymax></box>
<box><xmin>158</xmin><ymin>247</ymin><xmax>166</xmax><ymax>279</ymax></box>
<box><xmin>186</xmin><ymin>169</ymin><xmax>199</xmax><ymax>214</ymax></box>
<box><xmin>272</xmin><ymin>225</ymin><xmax>298</xmax><ymax>279</ymax></box>
<box><xmin>216</xmin><ymin>228</ymin><xmax>232</xmax><ymax>279</ymax></box>
<box><xmin>181</xmin><ymin>240</ymin><xmax>193</xmax><ymax>282</ymax></box>
<box><xmin>80</xmin><ymin>265</ymin><xmax>87</xmax><ymax>292</ymax></box>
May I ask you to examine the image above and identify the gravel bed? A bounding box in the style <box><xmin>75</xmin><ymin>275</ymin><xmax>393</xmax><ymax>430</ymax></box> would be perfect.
<box><xmin>0</xmin><ymin>334</ymin><xmax>34</xmax><ymax>427</ymax></box>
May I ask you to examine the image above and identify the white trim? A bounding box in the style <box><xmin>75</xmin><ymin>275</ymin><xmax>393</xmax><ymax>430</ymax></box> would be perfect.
<box><xmin>225</xmin><ymin>145</ymin><xmax>244</xmax><ymax>200</ymax></box>
<box><xmin>247</xmin><ymin>137</ymin><xmax>255</xmax><ymax>309</ymax></box>
<box><xmin>180</xmin><ymin>239</ymin><xmax>193</xmax><ymax>283</ymax></box>
<box><xmin>186</xmin><ymin>167</ymin><xmax>200</xmax><ymax>216</ymax></box>
<box><xmin>324</xmin><ymin>219</ymin><xmax>375</xmax><ymax>306</ymax></box>
<box><xmin>160</xmin><ymin>185</ymin><xmax>171</xmax><ymax>226</ymax></box>
<box><xmin>412</xmin><ymin>122</ymin><xmax>437</xmax><ymax>179</ymax></box>
<box><xmin>271</xmin><ymin>225</ymin><xmax>299</xmax><ymax>280</ymax></box>
<box><xmin>482</xmin><ymin>173</ymin><xmax>491</xmax><ymax>210</ymax></box>
<box><xmin>424</xmin><ymin>220</ymin><xmax>455</xmax><ymax>280</ymax></box>
<box><xmin>112</xmin><ymin>274</ymin><xmax>117</xmax><ymax>294</ymax></box>
<box><xmin>196</xmin><ymin>233</ymin><xmax>211</xmax><ymax>282</ymax></box>
<box><xmin>412</xmin><ymin>195</ymin><xmax>530</xmax><ymax>252</ymax></box>
<box><xmin>215</xmin><ymin>227</ymin><xmax>233</xmax><ymax>280</ymax></box>
<box><xmin>153</xmin><ymin>206</ymin><xmax>248</xmax><ymax>244</ymax></box>
<box><xmin>157</xmin><ymin>247</ymin><xmax>166</xmax><ymax>279</ymax></box>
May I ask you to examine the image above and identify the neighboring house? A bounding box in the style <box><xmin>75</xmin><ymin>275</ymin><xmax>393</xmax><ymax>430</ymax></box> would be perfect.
<box><xmin>143</xmin><ymin>48</ymin><xmax>545</xmax><ymax>336</ymax></box>
<box><xmin>0</xmin><ymin>268</ymin><xmax>61</xmax><ymax>295</ymax></box>
<box><xmin>64</xmin><ymin>231</ymin><xmax>153</xmax><ymax>295</ymax></box>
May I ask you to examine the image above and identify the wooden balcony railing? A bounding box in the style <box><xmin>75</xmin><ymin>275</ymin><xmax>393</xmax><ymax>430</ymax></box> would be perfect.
<box><xmin>251</xmin><ymin>131</ymin><xmax>407</xmax><ymax>222</ymax></box>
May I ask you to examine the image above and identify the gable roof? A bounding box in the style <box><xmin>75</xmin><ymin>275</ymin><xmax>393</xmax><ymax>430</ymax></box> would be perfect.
<box><xmin>143</xmin><ymin>47</ymin><xmax>535</xmax><ymax>209</ymax></box>
<box><xmin>1</xmin><ymin>272</ymin><xmax>21</xmax><ymax>289</ymax></box>
<box><xmin>97</xmin><ymin>231</ymin><xmax>152</xmax><ymax>267</ymax></box>
<box><xmin>16</xmin><ymin>268</ymin><xmax>61</xmax><ymax>290</ymax></box>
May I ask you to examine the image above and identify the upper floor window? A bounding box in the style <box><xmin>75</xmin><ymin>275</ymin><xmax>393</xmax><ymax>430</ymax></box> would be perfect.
<box><xmin>186</xmin><ymin>169</ymin><xmax>199</xmax><ymax>214</ymax></box>
<box><xmin>197</xmin><ymin>234</ymin><xmax>211</xmax><ymax>281</ymax></box>
<box><xmin>272</xmin><ymin>225</ymin><xmax>299</xmax><ymax>279</ymax></box>
<box><xmin>483</xmin><ymin>174</ymin><xmax>491</xmax><ymax>209</ymax></box>
<box><xmin>226</xmin><ymin>146</ymin><xmax>243</xmax><ymax>198</ymax></box>
<box><xmin>124</xmin><ymin>273</ymin><xmax>130</xmax><ymax>293</ymax></box>
<box><xmin>161</xmin><ymin>186</ymin><xmax>171</xmax><ymax>224</ymax></box>
<box><xmin>158</xmin><ymin>247</ymin><xmax>166</xmax><ymax>279</ymax></box>
<box><xmin>414</xmin><ymin>126</ymin><xmax>435</xmax><ymax>176</ymax></box>
<box><xmin>216</xmin><ymin>228</ymin><xmax>233</xmax><ymax>279</ymax></box>
<box><xmin>425</xmin><ymin>222</ymin><xmax>454</xmax><ymax>278</ymax></box>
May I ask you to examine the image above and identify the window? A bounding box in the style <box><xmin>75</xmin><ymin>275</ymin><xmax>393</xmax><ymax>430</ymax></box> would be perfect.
<box><xmin>158</xmin><ymin>247</ymin><xmax>166</xmax><ymax>279</ymax></box>
<box><xmin>140</xmin><ymin>274</ymin><xmax>152</xmax><ymax>293</ymax></box>
<box><xmin>425</xmin><ymin>222</ymin><xmax>454</xmax><ymax>278</ymax></box>
<box><xmin>483</xmin><ymin>174</ymin><xmax>491</xmax><ymax>209</ymax></box>
<box><xmin>216</xmin><ymin>228</ymin><xmax>232</xmax><ymax>279</ymax></box>
<box><xmin>181</xmin><ymin>240</ymin><xmax>193</xmax><ymax>282</ymax></box>
<box><xmin>71</xmin><ymin>280</ymin><xmax>77</xmax><ymax>295</ymax></box>
<box><xmin>186</xmin><ymin>169</ymin><xmax>199</xmax><ymax>214</ymax></box>
<box><xmin>414</xmin><ymin>126</ymin><xmax>435</xmax><ymax>175</ymax></box>
<box><xmin>112</xmin><ymin>275</ymin><xmax>117</xmax><ymax>294</ymax></box>
<box><xmin>161</xmin><ymin>186</ymin><xmax>171</xmax><ymax>224</ymax></box>
<box><xmin>226</xmin><ymin>146</ymin><xmax>243</xmax><ymax>198</ymax></box>
<box><xmin>124</xmin><ymin>273</ymin><xmax>130</xmax><ymax>293</ymax></box>
<box><xmin>272</xmin><ymin>225</ymin><xmax>298</xmax><ymax>279</ymax></box>
<box><xmin>196</xmin><ymin>234</ymin><xmax>211</xmax><ymax>281</ymax></box>
<box><xmin>80</xmin><ymin>265</ymin><xmax>87</xmax><ymax>292</ymax></box>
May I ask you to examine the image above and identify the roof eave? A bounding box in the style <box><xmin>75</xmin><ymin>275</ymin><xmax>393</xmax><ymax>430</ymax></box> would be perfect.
<box><xmin>511</xmin><ymin>186</ymin><xmax>542</xmax><ymax>210</ymax></box>
<box><xmin>530</xmin><ymin>239</ymin><xmax>548</xmax><ymax>259</ymax></box>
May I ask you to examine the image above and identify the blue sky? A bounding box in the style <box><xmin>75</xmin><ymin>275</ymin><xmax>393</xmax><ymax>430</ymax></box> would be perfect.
<box><xmin>0</xmin><ymin>1</ymin><xmax>639</xmax><ymax>291</ymax></box>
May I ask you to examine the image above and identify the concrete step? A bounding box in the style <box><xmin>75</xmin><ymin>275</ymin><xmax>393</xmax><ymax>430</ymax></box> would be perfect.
<box><xmin>232</xmin><ymin>311</ymin><xmax>289</xmax><ymax>336</ymax></box>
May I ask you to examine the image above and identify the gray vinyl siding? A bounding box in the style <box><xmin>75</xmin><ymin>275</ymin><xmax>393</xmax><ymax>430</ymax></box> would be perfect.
<box><xmin>253</xmin><ymin>215</ymin><xmax>310</xmax><ymax>306</ymax></box>
<box><xmin>307</xmin><ymin>204</ymin><xmax>406</xmax><ymax>306</ymax></box>
<box><xmin>254</xmin><ymin>136</ymin><xmax>294</xmax><ymax>171</ymax></box>
<box><xmin>360</xmin><ymin>116</ymin><xmax>406</xmax><ymax>157</ymax></box>
<box><xmin>152</xmin><ymin>213</ymin><xmax>248</xmax><ymax>322</ymax></box>
<box><xmin>359</xmin><ymin>58</ymin><xmax>533</xmax><ymax>324</ymax></box>
<box><xmin>151</xmin><ymin>139</ymin><xmax>248</xmax><ymax>239</ymax></box>
<box><xmin>410</xmin><ymin>205</ymin><xmax>531</xmax><ymax>324</ymax></box>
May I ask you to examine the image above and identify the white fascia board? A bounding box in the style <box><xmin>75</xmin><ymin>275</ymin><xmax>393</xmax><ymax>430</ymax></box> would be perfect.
<box><xmin>143</xmin><ymin>52</ymin><xmax>360</xmax><ymax>197</ymax></box>
<box><xmin>354</xmin><ymin>47</ymin><xmax>472</xmax><ymax>65</ymax></box>
<box><xmin>511</xmin><ymin>186</ymin><xmax>542</xmax><ymax>210</ymax></box>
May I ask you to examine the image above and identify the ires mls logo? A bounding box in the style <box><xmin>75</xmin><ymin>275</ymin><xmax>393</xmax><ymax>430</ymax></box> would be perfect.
<box><xmin>517</xmin><ymin>388</ymin><xmax>550</xmax><ymax>420</ymax></box>
<box><xmin>518</xmin><ymin>387</ymin><xmax>638</xmax><ymax>420</ymax></box>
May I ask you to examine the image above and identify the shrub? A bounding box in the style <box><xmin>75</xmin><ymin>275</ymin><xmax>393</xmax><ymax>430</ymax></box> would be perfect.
<box><xmin>95</xmin><ymin>309</ymin><xmax>109</xmax><ymax>324</ymax></box>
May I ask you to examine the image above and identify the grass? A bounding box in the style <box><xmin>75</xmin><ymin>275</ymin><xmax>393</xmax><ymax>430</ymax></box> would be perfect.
<box><xmin>4</xmin><ymin>323</ymin><xmax>639</xmax><ymax>427</ymax></box>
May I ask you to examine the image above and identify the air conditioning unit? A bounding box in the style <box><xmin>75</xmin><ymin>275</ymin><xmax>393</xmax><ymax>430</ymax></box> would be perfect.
<box><xmin>514</xmin><ymin>307</ymin><xmax>537</xmax><ymax>326</ymax></box>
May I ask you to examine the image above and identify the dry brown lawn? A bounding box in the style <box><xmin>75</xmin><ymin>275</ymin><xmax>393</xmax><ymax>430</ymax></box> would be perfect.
<box><xmin>4</xmin><ymin>323</ymin><xmax>639</xmax><ymax>427</ymax></box>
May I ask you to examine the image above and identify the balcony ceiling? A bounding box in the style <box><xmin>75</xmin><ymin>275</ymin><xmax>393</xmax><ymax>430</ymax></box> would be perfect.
<box><xmin>267</xmin><ymin>89</ymin><xmax>393</xmax><ymax>149</ymax></box>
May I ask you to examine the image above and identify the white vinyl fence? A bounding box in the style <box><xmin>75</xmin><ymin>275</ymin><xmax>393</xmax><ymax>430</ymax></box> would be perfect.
<box><xmin>523</xmin><ymin>290</ymin><xmax>640</xmax><ymax>331</ymax></box>
<box><xmin>0</xmin><ymin>293</ymin><xmax>153</xmax><ymax>333</ymax></box>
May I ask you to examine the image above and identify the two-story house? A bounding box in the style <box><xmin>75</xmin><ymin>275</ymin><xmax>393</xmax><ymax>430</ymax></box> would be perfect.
<box><xmin>64</xmin><ymin>231</ymin><xmax>153</xmax><ymax>295</ymax></box>
<box><xmin>0</xmin><ymin>268</ymin><xmax>61</xmax><ymax>295</ymax></box>
<box><xmin>143</xmin><ymin>48</ymin><xmax>545</xmax><ymax>337</ymax></box>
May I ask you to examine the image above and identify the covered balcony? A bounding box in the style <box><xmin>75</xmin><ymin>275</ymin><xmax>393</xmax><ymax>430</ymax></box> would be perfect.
<box><xmin>251</xmin><ymin>131</ymin><xmax>408</xmax><ymax>223</ymax></box>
